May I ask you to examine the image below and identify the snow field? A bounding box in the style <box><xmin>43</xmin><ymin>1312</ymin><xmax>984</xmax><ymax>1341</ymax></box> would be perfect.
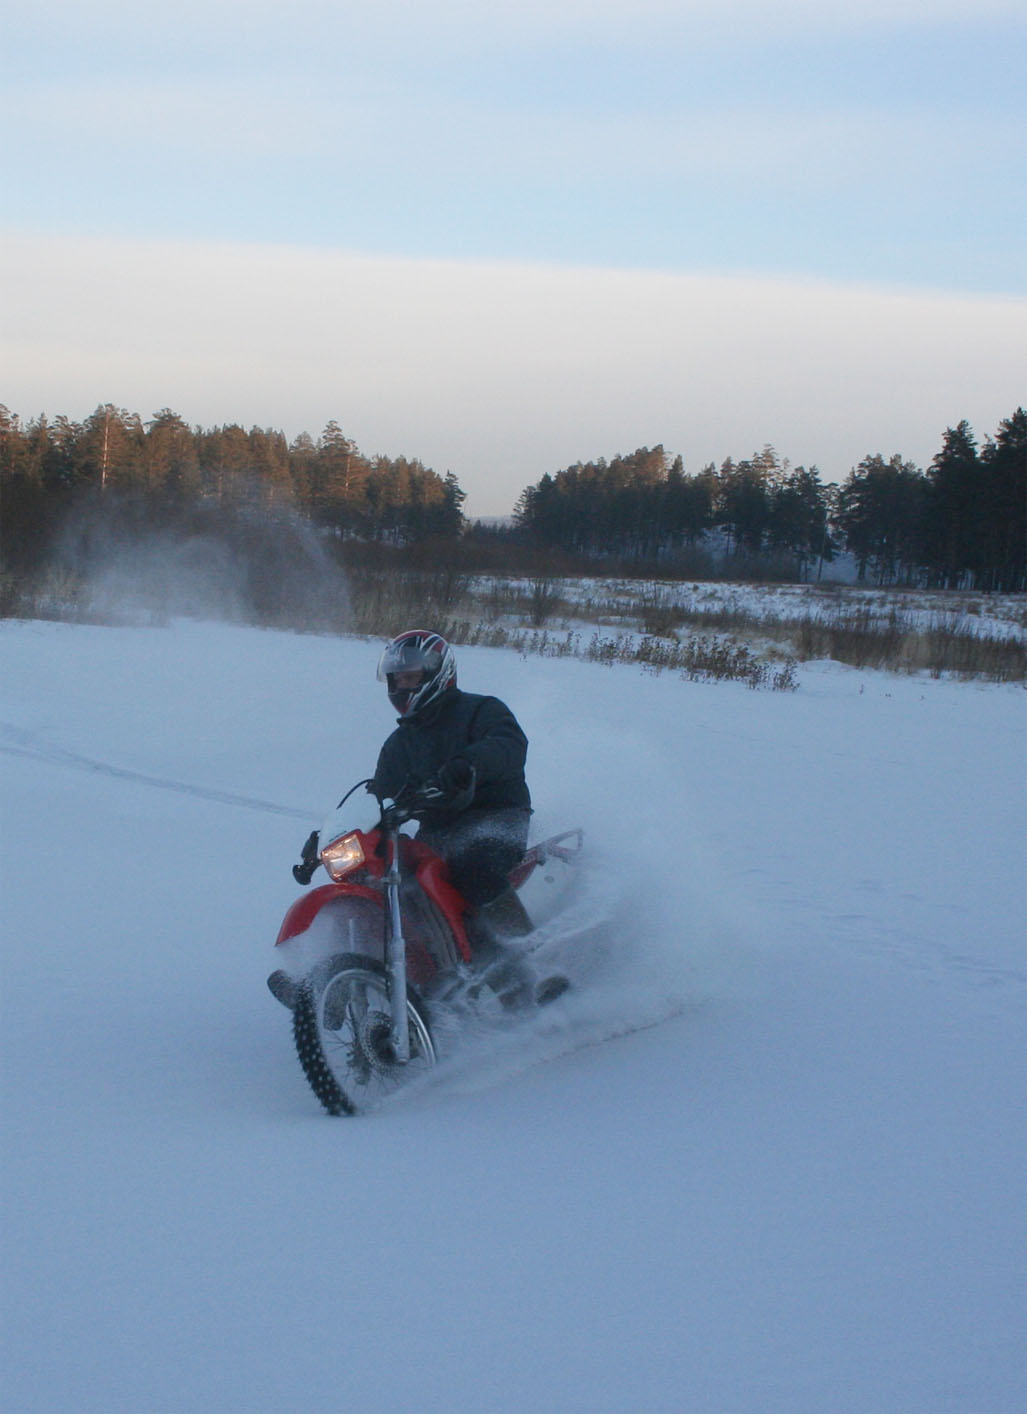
<box><xmin>1</xmin><ymin>618</ymin><xmax>1023</xmax><ymax>1412</ymax></box>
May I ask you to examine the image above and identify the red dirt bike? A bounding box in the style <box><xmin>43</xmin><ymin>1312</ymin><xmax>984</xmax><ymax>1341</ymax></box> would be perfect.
<box><xmin>268</xmin><ymin>779</ymin><xmax>583</xmax><ymax>1115</ymax></box>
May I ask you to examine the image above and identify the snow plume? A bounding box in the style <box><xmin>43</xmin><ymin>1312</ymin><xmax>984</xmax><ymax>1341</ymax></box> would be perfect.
<box><xmin>51</xmin><ymin>489</ymin><xmax>352</xmax><ymax>630</ymax></box>
<box><xmin>395</xmin><ymin>672</ymin><xmax>741</xmax><ymax>1108</ymax></box>
<box><xmin>521</xmin><ymin>661</ymin><xmax>739</xmax><ymax>998</ymax></box>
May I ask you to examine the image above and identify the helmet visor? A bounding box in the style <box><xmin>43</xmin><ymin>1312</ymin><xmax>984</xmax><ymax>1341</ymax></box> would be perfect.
<box><xmin>376</xmin><ymin>636</ymin><xmax>444</xmax><ymax>681</ymax></box>
<box><xmin>376</xmin><ymin>631</ymin><xmax>455</xmax><ymax>716</ymax></box>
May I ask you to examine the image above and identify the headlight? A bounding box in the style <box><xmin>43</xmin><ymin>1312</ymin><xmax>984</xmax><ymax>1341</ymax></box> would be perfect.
<box><xmin>320</xmin><ymin>831</ymin><xmax>365</xmax><ymax>881</ymax></box>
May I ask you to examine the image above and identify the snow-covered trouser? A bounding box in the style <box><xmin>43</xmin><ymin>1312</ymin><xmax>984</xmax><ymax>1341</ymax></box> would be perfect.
<box><xmin>417</xmin><ymin>806</ymin><xmax>530</xmax><ymax>908</ymax></box>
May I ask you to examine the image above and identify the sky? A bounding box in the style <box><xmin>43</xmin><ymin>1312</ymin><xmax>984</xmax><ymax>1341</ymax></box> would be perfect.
<box><xmin>3</xmin><ymin>0</ymin><xmax>1025</xmax><ymax>515</ymax></box>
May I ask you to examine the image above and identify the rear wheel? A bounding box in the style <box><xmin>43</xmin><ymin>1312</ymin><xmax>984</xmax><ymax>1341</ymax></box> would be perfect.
<box><xmin>292</xmin><ymin>953</ymin><xmax>436</xmax><ymax>1115</ymax></box>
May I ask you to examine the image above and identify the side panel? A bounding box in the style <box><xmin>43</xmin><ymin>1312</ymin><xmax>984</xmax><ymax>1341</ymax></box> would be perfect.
<box><xmin>407</xmin><ymin>846</ymin><xmax>473</xmax><ymax>963</ymax></box>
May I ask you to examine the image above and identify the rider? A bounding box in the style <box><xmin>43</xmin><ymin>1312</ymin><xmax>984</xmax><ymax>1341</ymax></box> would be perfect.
<box><xmin>371</xmin><ymin>629</ymin><xmax>533</xmax><ymax>947</ymax></box>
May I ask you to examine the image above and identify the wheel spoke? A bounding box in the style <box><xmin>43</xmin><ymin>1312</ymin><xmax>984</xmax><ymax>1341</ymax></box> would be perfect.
<box><xmin>300</xmin><ymin>958</ymin><xmax>435</xmax><ymax>1113</ymax></box>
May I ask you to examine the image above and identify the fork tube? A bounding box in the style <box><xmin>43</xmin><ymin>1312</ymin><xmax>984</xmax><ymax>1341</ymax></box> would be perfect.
<box><xmin>384</xmin><ymin>827</ymin><xmax>411</xmax><ymax>1063</ymax></box>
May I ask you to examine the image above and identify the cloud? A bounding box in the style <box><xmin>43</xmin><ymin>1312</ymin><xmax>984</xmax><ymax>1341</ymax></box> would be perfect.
<box><xmin>2</xmin><ymin>231</ymin><xmax>1024</xmax><ymax>516</ymax></box>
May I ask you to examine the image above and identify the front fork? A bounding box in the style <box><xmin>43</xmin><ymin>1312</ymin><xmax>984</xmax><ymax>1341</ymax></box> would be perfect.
<box><xmin>383</xmin><ymin>829</ymin><xmax>411</xmax><ymax>1064</ymax></box>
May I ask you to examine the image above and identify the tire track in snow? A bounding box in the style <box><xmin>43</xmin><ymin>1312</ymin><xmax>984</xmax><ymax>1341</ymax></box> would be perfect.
<box><xmin>0</xmin><ymin>722</ymin><xmax>314</xmax><ymax>821</ymax></box>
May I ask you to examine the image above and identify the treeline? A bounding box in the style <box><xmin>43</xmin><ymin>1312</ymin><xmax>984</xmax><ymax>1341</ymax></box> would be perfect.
<box><xmin>512</xmin><ymin>410</ymin><xmax>1026</xmax><ymax>591</ymax></box>
<box><xmin>0</xmin><ymin>404</ymin><xmax>465</xmax><ymax>576</ymax></box>
<box><xmin>3</xmin><ymin>402</ymin><xmax>1024</xmax><ymax>595</ymax></box>
<box><xmin>514</xmin><ymin>445</ymin><xmax>831</xmax><ymax>579</ymax></box>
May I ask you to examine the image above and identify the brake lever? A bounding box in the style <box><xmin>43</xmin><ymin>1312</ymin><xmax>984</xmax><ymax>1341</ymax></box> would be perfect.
<box><xmin>423</xmin><ymin>777</ymin><xmax>475</xmax><ymax>812</ymax></box>
<box><xmin>389</xmin><ymin>777</ymin><xmax>470</xmax><ymax>818</ymax></box>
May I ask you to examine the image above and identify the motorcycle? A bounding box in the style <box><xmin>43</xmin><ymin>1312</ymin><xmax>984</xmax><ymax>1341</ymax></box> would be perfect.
<box><xmin>268</xmin><ymin>778</ymin><xmax>584</xmax><ymax>1115</ymax></box>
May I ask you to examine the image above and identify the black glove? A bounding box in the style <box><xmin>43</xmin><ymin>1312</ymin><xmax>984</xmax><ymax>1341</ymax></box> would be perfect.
<box><xmin>438</xmin><ymin>758</ymin><xmax>475</xmax><ymax>797</ymax></box>
<box><xmin>292</xmin><ymin>829</ymin><xmax>320</xmax><ymax>885</ymax></box>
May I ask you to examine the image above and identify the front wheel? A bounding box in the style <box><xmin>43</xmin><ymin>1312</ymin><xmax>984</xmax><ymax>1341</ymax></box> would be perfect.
<box><xmin>292</xmin><ymin>953</ymin><xmax>436</xmax><ymax>1115</ymax></box>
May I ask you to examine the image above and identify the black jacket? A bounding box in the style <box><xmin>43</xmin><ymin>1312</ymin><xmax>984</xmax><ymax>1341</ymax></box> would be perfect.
<box><xmin>372</xmin><ymin>687</ymin><xmax>530</xmax><ymax>827</ymax></box>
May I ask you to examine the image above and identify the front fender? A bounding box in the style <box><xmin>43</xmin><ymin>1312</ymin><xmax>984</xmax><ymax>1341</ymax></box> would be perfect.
<box><xmin>275</xmin><ymin>882</ymin><xmax>382</xmax><ymax>945</ymax></box>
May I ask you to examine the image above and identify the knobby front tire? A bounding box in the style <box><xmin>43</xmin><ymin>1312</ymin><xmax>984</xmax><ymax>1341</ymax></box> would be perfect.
<box><xmin>292</xmin><ymin>952</ymin><xmax>436</xmax><ymax>1116</ymax></box>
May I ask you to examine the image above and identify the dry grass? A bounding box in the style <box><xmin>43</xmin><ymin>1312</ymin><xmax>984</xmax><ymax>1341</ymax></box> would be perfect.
<box><xmin>6</xmin><ymin>553</ymin><xmax>1022</xmax><ymax>686</ymax></box>
<box><xmin>516</xmin><ymin>579</ymin><xmax>1025</xmax><ymax>684</ymax></box>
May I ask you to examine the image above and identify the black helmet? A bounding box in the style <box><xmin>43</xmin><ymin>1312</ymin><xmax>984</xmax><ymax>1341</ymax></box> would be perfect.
<box><xmin>377</xmin><ymin>629</ymin><xmax>457</xmax><ymax>717</ymax></box>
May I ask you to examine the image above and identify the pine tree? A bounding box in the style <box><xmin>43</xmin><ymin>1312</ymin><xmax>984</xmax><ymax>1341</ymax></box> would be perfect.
<box><xmin>924</xmin><ymin>421</ymin><xmax>980</xmax><ymax>588</ymax></box>
<box><xmin>979</xmin><ymin>408</ymin><xmax>1026</xmax><ymax>592</ymax></box>
<box><xmin>836</xmin><ymin>454</ymin><xmax>925</xmax><ymax>584</ymax></box>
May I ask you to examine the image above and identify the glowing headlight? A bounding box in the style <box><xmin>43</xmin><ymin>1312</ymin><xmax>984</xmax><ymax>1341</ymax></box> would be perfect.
<box><xmin>320</xmin><ymin>831</ymin><xmax>365</xmax><ymax>881</ymax></box>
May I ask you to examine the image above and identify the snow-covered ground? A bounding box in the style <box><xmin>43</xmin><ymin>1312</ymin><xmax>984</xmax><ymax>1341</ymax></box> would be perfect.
<box><xmin>1</xmin><ymin>617</ymin><xmax>1023</xmax><ymax>1413</ymax></box>
<box><xmin>489</xmin><ymin>575</ymin><xmax>1026</xmax><ymax>640</ymax></box>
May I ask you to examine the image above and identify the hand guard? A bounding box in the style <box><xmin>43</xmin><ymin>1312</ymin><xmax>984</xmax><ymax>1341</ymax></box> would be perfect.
<box><xmin>292</xmin><ymin>829</ymin><xmax>320</xmax><ymax>885</ymax></box>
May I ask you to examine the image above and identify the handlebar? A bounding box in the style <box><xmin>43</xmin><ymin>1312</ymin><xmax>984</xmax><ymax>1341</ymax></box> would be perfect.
<box><xmin>385</xmin><ymin>768</ymin><xmax>476</xmax><ymax>822</ymax></box>
<box><xmin>381</xmin><ymin>781</ymin><xmax>448</xmax><ymax>827</ymax></box>
<box><xmin>290</xmin><ymin>772</ymin><xmax>476</xmax><ymax>883</ymax></box>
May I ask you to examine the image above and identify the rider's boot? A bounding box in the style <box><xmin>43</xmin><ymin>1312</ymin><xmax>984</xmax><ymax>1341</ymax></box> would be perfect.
<box><xmin>472</xmin><ymin>887</ymin><xmax>569</xmax><ymax>1009</ymax></box>
<box><xmin>534</xmin><ymin>974</ymin><xmax>571</xmax><ymax>1006</ymax></box>
<box><xmin>465</xmin><ymin>886</ymin><xmax>533</xmax><ymax>1008</ymax></box>
<box><xmin>478</xmin><ymin>885</ymin><xmax>533</xmax><ymax>940</ymax></box>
